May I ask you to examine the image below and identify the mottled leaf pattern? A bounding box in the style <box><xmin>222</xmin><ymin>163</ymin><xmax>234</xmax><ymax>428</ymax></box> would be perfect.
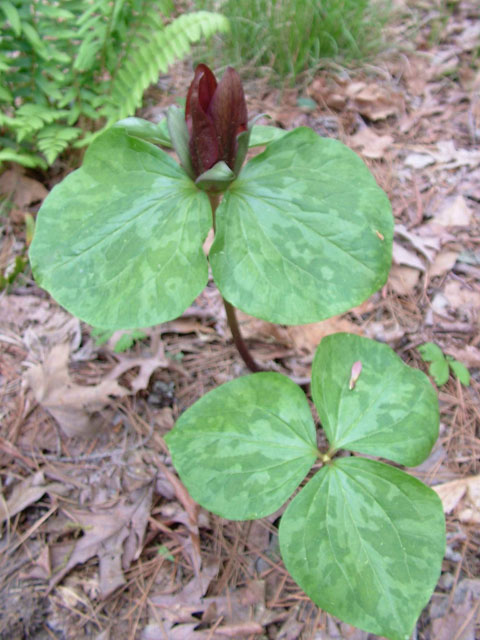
<box><xmin>312</xmin><ymin>333</ymin><xmax>439</xmax><ymax>466</ymax></box>
<box><xmin>209</xmin><ymin>127</ymin><xmax>393</xmax><ymax>325</ymax></box>
<box><xmin>29</xmin><ymin>128</ymin><xmax>211</xmax><ymax>329</ymax></box>
<box><xmin>279</xmin><ymin>457</ymin><xmax>445</xmax><ymax>640</ymax></box>
<box><xmin>165</xmin><ymin>373</ymin><xmax>318</xmax><ymax>520</ymax></box>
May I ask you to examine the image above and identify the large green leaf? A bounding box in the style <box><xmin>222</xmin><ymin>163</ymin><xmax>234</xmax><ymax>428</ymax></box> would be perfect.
<box><xmin>29</xmin><ymin>128</ymin><xmax>211</xmax><ymax>329</ymax></box>
<box><xmin>165</xmin><ymin>373</ymin><xmax>318</xmax><ymax>520</ymax></box>
<box><xmin>312</xmin><ymin>333</ymin><xmax>439</xmax><ymax>466</ymax></box>
<box><xmin>209</xmin><ymin>127</ymin><xmax>393</xmax><ymax>325</ymax></box>
<box><xmin>279</xmin><ymin>457</ymin><xmax>445</xmax><ymax>640</ymax></box>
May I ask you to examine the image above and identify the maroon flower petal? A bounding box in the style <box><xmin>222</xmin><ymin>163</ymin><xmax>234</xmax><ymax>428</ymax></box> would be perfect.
<box><xmin>185</xmin><ymin>64</ymin><xmax>217</xmax><ymax>133</ymax></box>
<box><xmin>185</xmin><ymin>65</ymin><xmax>219</xmax><ymax>176</ymax></box>
<box><xmin>207</xmin><ymin>67</ymin><xmax>248</xmax><ymax>170</ymax></box>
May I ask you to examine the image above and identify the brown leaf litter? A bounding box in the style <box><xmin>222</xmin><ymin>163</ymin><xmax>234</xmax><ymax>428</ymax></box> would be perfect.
<box><xmin>25</xmin><ymin>343</ymin><xmax>128</xmax><ymax>437</ymax></box>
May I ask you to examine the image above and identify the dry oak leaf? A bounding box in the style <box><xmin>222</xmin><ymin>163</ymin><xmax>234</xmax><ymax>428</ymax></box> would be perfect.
<box><xmin>388</xmin><ymin>265</ymin><xmax>420</xmax><ymax>296</ymax></box>
<box><xmin>0</xmin><ymin>168</ymin><xmax>48</xmax><ymax>222</ymax></box>
<box><xmin>0</xmin><ymin>471</ymin><xmax>67</xmax><ymax>522</ymax></box>
<box><xmin>345</xmin><ymin>81</ymin><xmax>404</xmax><ymax>120</ymax></box>
<box><xmin>287</xmin><ymin>316</ymin><xmax>363</xmax><ymax>353</ymax></box>
<box><xmin>392</xmin><ymin>241</ymin><xmax>426</xmax><ymax>271</ymax></box>
<box><xmin>25</xmin><ymin>343</ymin><xmax>127</xmax><ymax>437</ymax></box>
<box><xmin>434</xmin><ymin>195</ymin><xmax>472</xmax><ymax>227</ymax></box>
<box><xmin>236</xmin><ymin>312</ymin><xmax>362</xmax><ymax>352</ymax></box>
<box><xmin>443</xmin><ymin>280</ymin><xmax>480</xmax><ymax>315</ymax></box>
<box><xmin>431</xmin><ymin>141</ymin><xmax>480</xmax><ymax>170</ymax></box>
<box><xmin>49</xmin><ymin>483</ymin><xmax>153</xmax><ymax>598</ymax></box>
<box><xmin>349</xmin><ymin>127</ymin><xmax>394</xmax><ymax>159</ymax></box>
<box><xmin>428</xmin><ymin>250</ymin><xmax>459</xmax><ymax>278</ymax></box>
<box><xmin>308</xmin><ymin>76</ymin><xmax>347</xmax><ymax>111</ymax></box>
<box><xmin>433</xmin><ymin>475</ymin><xmax>480</xmax><ymax>524</ymax></box>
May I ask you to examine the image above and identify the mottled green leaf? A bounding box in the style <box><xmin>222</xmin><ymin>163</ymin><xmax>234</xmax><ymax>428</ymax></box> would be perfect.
<box><xmin>210</xmin><ymin>128</ymin><xmax>393</xmax><ymax>325</ymax></box>
<box><xmin>429</xmin><ymin>358</ymin><xmax>449</xmax><ymax>386</ymax></box>
<box><xmin>165</xmin><ymin>373</ymin><xmax>318</xmax><ymax>520</ymax></box>
<box><xmin>279</xmin><ymin>457</ymin><xmax>445</xmax><ymax>640</ymax></box>
<box><xmin>446</xmin><ymin>357</ymin><xmax>470</xmax><ymax>386</ymax></box>
<box><xmin>418</xmin><ymin>342</ymin><xmax>444</xmax><ymax>363</ymax></box>
<box><xmin>312</xmin><ymin>333</ymin><xmax>438</xmax><ymax>466</ymax></box>
<box><xmin>29</xmin><ymin>128</ymin><xmax>211</xmax><ymax>329</ymax></box>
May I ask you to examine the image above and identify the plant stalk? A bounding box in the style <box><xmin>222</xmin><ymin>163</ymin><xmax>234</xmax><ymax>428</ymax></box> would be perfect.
<box><xmin>208</xmin><ymin>192</ymin><xmax>262</xmax><ymax>373</ymax></box>
<box><xmin>223</xmin><ymin>298</ymin><xmax>262</xmax><ymax>373</ymax></box>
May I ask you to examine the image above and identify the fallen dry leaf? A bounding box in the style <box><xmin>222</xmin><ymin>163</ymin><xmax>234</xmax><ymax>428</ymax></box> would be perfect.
<box><xmin>142</xmin><ymin>623</ymin><xmax>209</xmax><ymax>639</ymax></box>
<box><xmin>428</xmin><ymin>250</ymin><xmax>459</xmax><ymax>278</ymax></box>
<box><xmin>162</xmin><ymin>318</ymin><xmax>215</xmax><ymax>335</ymax></box>
<box><xmin>345</xmin><ymin>81</ymin><xmax>404</xmax><ymax>120</ymax></box>
<box><xmin>234</xmin><ymin>312</ymin><xmax>291</xmax><ymax>345</ymax></box>
<box><xmin>392</xmin><ymin>241</ymin><xmax>426</xmax><ymax>271</ymax></box>
<box><xmin>287</xmin><ymin>316</ymin><xmax>363</xmax><ymax>353</ymax></box>
<box><xmin>25</xmin><ymin>343</ymin><xmax>127</xmax><ymax>437</ymax></box>
<box><xmin>395</xmin><ymin>224</ymin><xmax>440</xmax><ymax>262</ymax></box>
<box><xmin>388</xmin><ymin>265</ymin><xmax>420</xmax><ymax>296</ymax></box>
<box><xmin>435</xmin><ymin>195</ymin><xmax>472</xmax><ymax>227</ymax></box>
<box><xmin>433</xmin><ymin>475</ymin><xmax>480</xmax><ymax>524</ymax></box>
<box><xmin>0</xmin><ymin>471</ymin><xmax>67</xmax><ymax>522</ymax></box>
<box><xmin>0</xmin><ymin>168</ymin><xmax>48</xmax><ymax>223</ymax></box>
<box><xmin>443</xmin><ymin>280</ymin><xmax>480</xmax><ymax>314</ymax></box>
<box><xmin>150</xmin><ymin>555</ymin><xmax>219</xmax><ymax>621</ymax></box>
<box><xmin>349</xmin><ymin>127</ymin><xmax>393</xmax><ymax>159</ymax></box>
<box><xmin>213</xmin><ymin>622</ymin><xmax>264</xmax><ymax>637</ymax></box>
<box><xmin>454</xmin><ymin>20</ymin><xmax>480</xmax><ymax>52</ymax></box>
<box><xmin>404</xmin><ymin>152</ymin><xmax>436</xmax><ymax>169</ymax></box>
<box><xmin>444</xmin><ymin>345</ymin><xmax>480</xmax><ymax>368</ymax></box>
<box><xmin>431</xmin><ymin>588</ymin><xmax>476</xmax><ymax>640</ymax></box>
<box><xmin>50</xmin><ymin>483</ymin><xmax>152</xmax><ymax>597</ymax></box>
<box><xmin>431</xmin><ymin>140</ymin><xmax>480</xmax><ymax>169</ymax></box>
<box><xmin>106</xmin><ymin>336</ymin><xmax>168</xmax><ymax>394</ymax></box>
<box><xmin>308</xmin><ymin>75</ymin><xmax>348</xmax><ymax>111</ymax></box>
<box><xmin>0</xmin><ymin>294</ymin><xmax>81</xmax><ymax>355</ymax></box>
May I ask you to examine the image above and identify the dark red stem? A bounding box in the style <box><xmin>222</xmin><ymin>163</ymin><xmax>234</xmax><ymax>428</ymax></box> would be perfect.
<box><xmin>223</xmin><ymin>298</ymin><xmax>262</xmax><ymax>373</ymax></box>
<box><xmin>208</xmin><ymin>193</ymin><xmax>262</xmax><ymax>373</ymax></box>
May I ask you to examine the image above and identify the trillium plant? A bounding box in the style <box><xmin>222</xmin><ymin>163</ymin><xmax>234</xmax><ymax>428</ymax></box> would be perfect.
<box><xmin>30</xmin><ymin>65</ymin><xmax>445</xmax><ymax>639</ymax></box>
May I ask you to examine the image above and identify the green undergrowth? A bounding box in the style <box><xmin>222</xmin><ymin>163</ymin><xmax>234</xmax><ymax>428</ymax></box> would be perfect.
<box><xmin>0</xmin><ymin>0</ymin><xmax>228</xmax><ymax>169</ymax></box>
<box><xmin>192</xmin><ymin>0</ymin><xmax>392</xmax><ymax>83</ymax></box>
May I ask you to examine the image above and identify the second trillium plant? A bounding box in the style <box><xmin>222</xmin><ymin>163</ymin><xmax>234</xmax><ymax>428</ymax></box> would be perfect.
<box><xmin>29</xmin><ymin>65</ymin><xmax>445</xmax><ymax>640</ymax></box>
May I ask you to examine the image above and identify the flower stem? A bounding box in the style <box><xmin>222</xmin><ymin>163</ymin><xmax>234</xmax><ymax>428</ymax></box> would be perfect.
<box><xmin>223</xmin><ymin>298</ymin><xmax>262</xmax><ymax>373</ymax></box>
<box><xmin>208</xmin><ymin>192</ymin><xmax>262</xmax><ymax>373</ymax></box>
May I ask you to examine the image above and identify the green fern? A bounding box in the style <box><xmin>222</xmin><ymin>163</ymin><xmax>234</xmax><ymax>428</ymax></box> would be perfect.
<box><xmin>103</xmin><ymin>10</ymin><xmax>230</xmax><ymax>125</ymax></box>
<box><xmin>0</xmin><ymin>0</ymin><xmax>229</xmax><ymax>169</ymax></box>
<box><xmin>37</xmin><ymin>125</ymin><xmax>82</xmax><ymax>165</ymax></box>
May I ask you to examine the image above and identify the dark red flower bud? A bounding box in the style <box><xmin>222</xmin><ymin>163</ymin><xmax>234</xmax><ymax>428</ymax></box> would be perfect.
<box><xmin>185</xmin><ymin>64</ymin><xmax>248</xmax><ymax>178</ymax></box>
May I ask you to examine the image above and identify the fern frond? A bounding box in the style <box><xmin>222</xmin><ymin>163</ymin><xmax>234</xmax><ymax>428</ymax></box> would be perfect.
<box><xmin>10</xmin><ymin>105</ymin><xmax>71</xmax><ymax>142</ymax></box>
<box><xmin>103</xmin><ymin>10</ymin><xmax>230</xmax><ymax>125</ymax></box>
<box><xmin>0</xmin><ymin>1</ymin><xmax>22</xmax><ymax>36</ymax></box>
<box><xmin>0</xmin><ymin>149</ymin><xmax>47</xmax><ymax>170</ymax></box>
<box><xmin>37</xmin><ymin>125</ymin><xmax>82</xmax><ymax>164</ymax></box>
<box><xmin>0</xmin><ymin>0</ymin><xmax>229</xmax><ymax>168</ymax></box>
